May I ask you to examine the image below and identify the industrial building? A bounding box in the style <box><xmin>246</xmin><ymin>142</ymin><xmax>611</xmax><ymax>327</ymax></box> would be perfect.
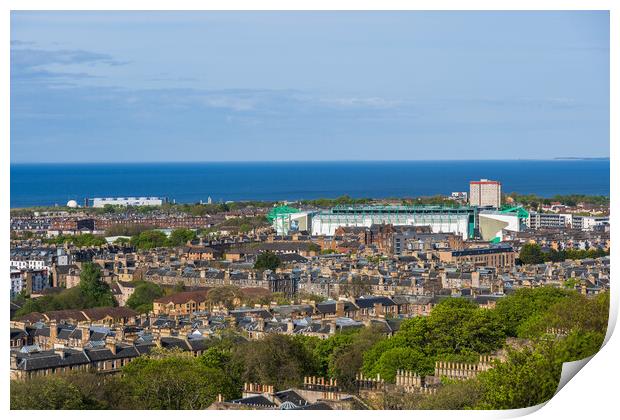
<box><xmin>469</xmin><ymin>179</ymin><xmax>502</xmax><ymax>208</ymax></box>
<box><xmin>310</xmin><ymin>205</ymin><xmax>477</xmax><ymax>239</ymax></box>
<box><xmin>268</xmin><ymin>206</ymin><xmax>314</xmax><ymax>236</ymax></box>
<box><xmin>90</xmin><ymin>197</ymin><xmax>165</xmax><ymax>208</ymax></box>
<box><xmin>271</xmin><ymin>204</ymin><xmax>524</xmax><ymax>242</ymax></box>
<box><xmin>478</xmin><ymin>211</ymin><xmax>522</xmax><ymax>241</ymax></box>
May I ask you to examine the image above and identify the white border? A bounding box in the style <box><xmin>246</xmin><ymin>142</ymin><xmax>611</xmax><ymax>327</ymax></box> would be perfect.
<box><xmin>2</xmin><ymin>2</ymin><xmax>616</xmax><ymax>419</ymax></box>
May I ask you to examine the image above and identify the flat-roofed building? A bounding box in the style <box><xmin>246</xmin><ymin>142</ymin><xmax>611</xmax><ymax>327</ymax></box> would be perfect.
<box><xmin>91</xmin><ymin>197</ymin><xmax>164</xmax><ymax>208</ymax></box>
<box><xmin>469</xmin><ymin>179</ymin><xmax>501</xmax><ymax>208</ymax></box>
<box><xmin>528</xmin><ymin>212</ymin><xmax>572</xmax><ymax>229</ymax></box>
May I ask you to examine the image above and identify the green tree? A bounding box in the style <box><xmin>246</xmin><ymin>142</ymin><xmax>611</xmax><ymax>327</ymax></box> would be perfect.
<box><xmin>78</xmin><ymin>263</ymin><xmax>115</xmax><ymax>308</ymax></box>
<box><xmin>254</xmin><ymin>251</ymin><xmax>281</xmax><ymax>271</ymax></box>
<box><xmin>126</xmin><ymin>281</ymin><xmax>164</xmax><ymax>313</ymax></box>
<box><xmin>308</xmin><ymin>243</ymin><xmax>321</xmax><ymax>252</ymax></box>
<box><xmin>13</xmin><ymin>288</ymin><xmax>70</xmax><ymax>318</ymax></box>
<box><xmin>46</xmin><ymin>233</ymin><xmax>107</xmax><ymax>247</ymax></box>
<box><xmin>167</xmin><ymin>228</ymin><xmax>197</xmax><ymax>247</ymax></box>
<box><xmin>310</xmin><ymin>330</ymin><xmax>358</xmax><ymax>377</ymax></box>
<box><xmin>563</xmin><ymin>278</ymin><xmax>579</xmax><ymax>289</ymax></box>
<box><xmin>555</xmin><ymin>330</ymin><xmax>606</xmax><ymax>362</ymax></box>
<box><xmin>362</xmin><ymin>317</ymin><xmax>432</xmax><ymax>379</ymax></box>
<box><xmin>119</xmin><ymin>349</ymin><xmax>233</xmax><ymax>409</ymax></box>
<box><xmin>329</xmin><ymin>327</ymin><xmax>384</xmax><ymax>391</ymax></box>
<box><xmin>518</xmin><ymin>291</ymin><xmax>609</xmax><ymax>339</ymax></box>
<box><xmin>207</xmin><ymin>286</ymin><xmax>242</xmax><ymax>310</ymax></box>
<box><xmin>391</xmin><ymin>340</ymin><xmax>565</xmax><ymax>410</ymax></box>
<box><xmin>493</xmin><ymin>287</ymin><xmax>572</xmax><ymax>337</ymax></box>
<box><xmin>460</xmin><ymin>308</ymin><xmax>507</xmax><ymax>354</ymax></box>
<box><xmin>362</xmin><ymin>299</ymin><xmax>506</xmax><ymax>383</ymax></box>
<box><xmin>11</xmin><ymin>376</ymin><xmax>94</xmax><ymax>409</ymax></box>
<box><xmin>199</xmin><ymin>347</ymin><xmax>243</xmax><ymax>398</ymax></box>
<box><xmin>425</xmin><ymin>299</ymin><xmax>505</xmax><ymax>355</ymax></box>
<box><xmin>233</xmin><ymin>334</ymin><xmax>316</xmax><ymax>389</ymax></box>
<box><xmin>320</xmin><ymin>249</ymin><xmax>338</xmax><ymax>255</ymax></box>
<box><xmin>339</xmin><ymin>277</ymin><xmax>373</xmax><ymax>298</ymax></box>
<box><xmin>519</xmin><ymin>243</ymin><xmax>545</xmax><ymax>265</ymax></box>
<box><xmin>476</xmin><ymin>342</ymin><xmax>562</xmax><ymax>409</ymax></box>
<box><xmin>409</xmin><ymin>378</ymin><xmax>484</xmax><ymax>410</ymax></box>
<box><xmin>200</xmin><ymin>347</ymin><xmax>233</xmax><ymax>369</ymax></box>
<box><xmin>130</xmin><ymin>230</ymin><xmax>168</xmax><ymax>250</ymax></box>
<box><xmin>105</xmin><ymin>223</ymin><xmax>153</xmax><ymax>237</ymax></box>
<box><xmin>370</xmin><ymin>347</ymin><xmax>430</xmax><ymax>382</ymax></box>
<box><xmin>297</xmin><ymin>291</ymin><xmax>327</xmax><ymax>303</ymax></box>
<box><xmin>268</xmin><ymin>292</ymin><xmax>290</xmax><ymax>305</ymax></box>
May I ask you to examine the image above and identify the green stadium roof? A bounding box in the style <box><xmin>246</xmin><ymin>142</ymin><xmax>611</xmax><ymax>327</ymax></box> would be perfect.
<box><xmin>267</xmin><ymin>206</ymin><xmax>300</xmax><ymax>222</ymax></box>
<box><xmin>500</xmin><ymin>206</ymin><xmax>529</xmax><ymax>219</ymax></box>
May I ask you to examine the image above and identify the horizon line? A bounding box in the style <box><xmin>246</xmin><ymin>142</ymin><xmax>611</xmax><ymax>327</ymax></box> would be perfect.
<box><xmin>9</xmin><ymin>157</ymin><xmax>611</xmax><ymax>165</ymax></box>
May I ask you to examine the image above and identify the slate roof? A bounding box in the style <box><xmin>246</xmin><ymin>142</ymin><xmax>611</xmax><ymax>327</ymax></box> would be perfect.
<box><xmin>12</xmin><ymin>333</ymin><xmax>156</xmax><ymax>372</ymax></box>
<box><xmin>41</xmin><ymin>310</ymin><xmax>88</xmax><ymax>322</ymax></box>
<box><xmin>275</xmin><ymin>389</ymin><xmax>308</xmax><ymax>406</ymax></box>
<box><xmin>279</xmin><ymin>253</ymin><xmax>308</xmax><ymax>263</ymax></box>
<box><xmin>84</xmin><ymin>344</ymin><xmax>141</xmax><ymax>361</ymax></box>
<box><xmin>230</xmin><ymin>395</ymin><xmax>277</xmax><ymax>407</ymax></box>
<box><xmin>54</xmin><ymin>264</ymin><xmax>80</xmax><ymax>275</ymax></box>
<box><xmin>160</xmin><ymin>336</ymin><xmax>191</xmax><ymax>351</ymax></box>
<box><xmin>10</xmin><ymin>328</ymin><xmax>28</xmax><ymax>341</ymax></box>
<box><xmin>289</xmin><ymin>402</ymin><xmax>333</xmax><ymax>410</ymax></box>
<box><xmin>57</xmin><ymin>326</ymin><xmax>76</xmax><ymax>340</ymax></box>
<box><xmin>315</xmin><ymin>300</ymin><xmax>358</xmax><ymax>314</ymax></box>
<box><xmin>18</xmin><ymin>307</ymin><xmax>138</xmax><ymax>323</ymax></box>
<box><xmin>355</xmin><ymin>296</ymin><xmax>396</xmax><ymax>309</ymax></box>
<box><xmin>229</xmin><ymin>308</ymin><xmax>272</xmax><ymax>320</ymax></box>
<box><xmin>14</xmin><ymin>348</ymin><xmax>90</xmax><ymax>371</ymax></box>
<box><xmin>135</xmin><ymin>343</ymin><xmax>156</xmax><ymax>355</ymax></box>
<box><xmin>271</xmin><ymin>304</ymin><xmax>314</xmax><ymax>316</ymax></box>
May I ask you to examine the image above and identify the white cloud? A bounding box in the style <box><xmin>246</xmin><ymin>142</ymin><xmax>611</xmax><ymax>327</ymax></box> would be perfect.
<box><xmin>316</xmin><ymin>96</ymin><xmax>403</xmax><ymax>109</ymax></box>
<box><xmin>199</xmin><ymin>95</ymin><xmax>257</xmax><ymax>111</ymax></box>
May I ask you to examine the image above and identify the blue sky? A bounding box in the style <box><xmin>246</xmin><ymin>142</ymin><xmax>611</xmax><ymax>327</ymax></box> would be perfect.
<box><xmin>10</xmin><ymin>11</ymin><xmax>609</xmax><ymax>163</ymax></box>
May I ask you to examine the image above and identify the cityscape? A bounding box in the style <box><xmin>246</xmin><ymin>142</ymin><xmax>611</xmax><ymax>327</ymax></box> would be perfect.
<box><xmin>9</xmin><ymin>9</ymin><xmax>611</xmax><ymax>413</ymax></box>
<box><xmin>9</xmin><ymin>178</ymin><xmax>610</xmax><ymax>409</ymax></box>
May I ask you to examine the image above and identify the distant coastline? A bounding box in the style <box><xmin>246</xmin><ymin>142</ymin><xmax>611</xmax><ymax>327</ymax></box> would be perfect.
<box><xmin>554</xmin><ymin>157</ymin><xmax>610</xmax><ymax>161</ymax></box>
<box><xmin>10</xmin><ymin>160</ymin><xmax>610</xmax><ymax>208</ymax></box>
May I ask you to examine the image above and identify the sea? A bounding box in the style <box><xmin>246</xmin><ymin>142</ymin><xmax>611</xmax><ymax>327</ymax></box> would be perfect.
<box><xmin>10</xmin><ymin>160</ymin><xmax>610</xmax><ymax>208</ymax></box>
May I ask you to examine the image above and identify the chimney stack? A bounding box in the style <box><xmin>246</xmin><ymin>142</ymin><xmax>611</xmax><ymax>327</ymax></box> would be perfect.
<box><xmin>336</xmin><ymin>301</ymin><xmax>345</xmax><ymax>317</ymax></box>
<box><xmin>105</xmin><ymin>337</ymin><xmax>117</xmax><ymax>355</ymax></box>
<box><xmin>10</xmin><ymin>354</ymin><xmax>18</xmax><ymax>369</ymax></box>
<box><xmin>49</xmin><ymin>320</ymin><xmax>58</xmax><ymax>346</ymax></box>
<box><xmin>80</xmin><ymin>323</ymin><xmax>90</xmax><ymax>345</ymax></box>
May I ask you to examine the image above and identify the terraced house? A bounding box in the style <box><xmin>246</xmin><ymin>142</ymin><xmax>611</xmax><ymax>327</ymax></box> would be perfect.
<box><xmin>152</xmin><ymin>290</ymin><xmax>212</xmax><ymax>316</ymax></box>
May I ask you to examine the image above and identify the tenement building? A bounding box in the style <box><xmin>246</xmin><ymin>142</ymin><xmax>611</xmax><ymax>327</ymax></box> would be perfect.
<box><xmin>438</xmin><ymin>245</ymin><xmax>516</xmax><ymax>268</ymax></box>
